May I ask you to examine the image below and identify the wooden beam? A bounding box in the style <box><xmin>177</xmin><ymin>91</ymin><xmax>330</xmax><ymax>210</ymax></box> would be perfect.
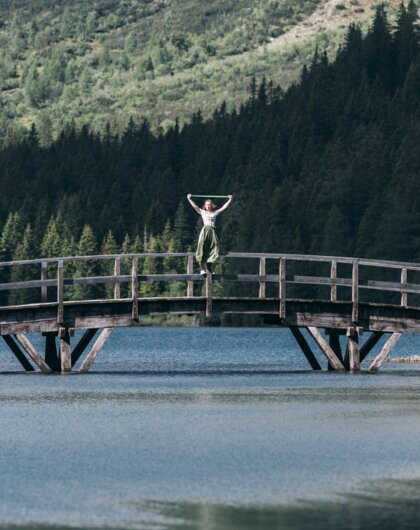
<box><xmin>57</xmin><ymin>260</ymin><xmax>64</xmax><ymax>324</ymax></box>
<box><xmin>41</xmin><ymin>261</ymin><xmax>48</xmax><ymax>303</ymax></box>
<box><xmin>289</xmin><ymin>326</ymin><xmax>322</xmax><ymax>370</ymax></box>
<box><xmin>206</xmin><ymin>272</ymin><xmax>213</xmax><ymax>317</ymax></box>
<box><xmin>60</xmin><ymin>329</ymin><xmax>71</xmax><ymax>373</ymax></box>
<box><xmin>187</xmin><ymin>256</ymin><xmax>194</xmax><ymax>297</ymax></box>
<box><xmin>401</xmin><ymin>268</ymin><xmax>408</xmax><ymax>307</ymax></box>
<box><xmin>307</xmin><ymin>326</ymin><xmax>345</xmax><ymax>371</ymax></box>
<box><xmin>279</xmin><ymin>257</ymin><xmax>286</xmax><ymax>318</ymax></box>
<box><xmin>369</xmin><ymin>332</ymin><xmax>401</xmax><ymax>372</ymax></box>
<box><xmin>2</xmin><ymin>335</ymin><xmax>35</xmax><ymax>371</ymax></box>
<box><xmin>328</xmin><ymin>329</ymin><xmax>343</xmax><ymax>371</ymax></box>
<box><xmin>44</xmin><ymin>332</ymin><xmax>58</xmax><ymax>371</ymax></box>
<box><xmin>71</xmin><ymin>328</ymin><xmax>98</xmax><ymax>367</ymax></box>
<box><xmin>352</xmin><ymin>260</ymin><xmax>359</xmax><ymax>323</ymax></box>
<box><xmin>259</xmin><ymin>257</ymin><xmax>266</xmax><ymax>299</ymax></box>
<box><xmin>330</xmin><ymin>260</ymin><xmax>337</xmax><ymax>302</ymax></box>
<box><xmin>360</xmin><ymin>331</ymin><xmax>385</xmax><ymax>363</ymax></box>
<box><xmin>79</xmin><ymin>328</ymin><xmax>112</xmax><ymax>373</ymax></box>
<box><xmin>348</xmin><ymin>334</ymin><xmax>360</xmax><ymax>371</ymax></box>
<box><xmin>131</xmin><ymin>257</ymin><xmax>138</xmax><ymax>321</ymax></box>
<box><xmin>15</xmin><ymin>334</ymin><xmax>53</xmax><ymax>374</ymax></box>
<box><xmin>114</xmin><ymin>257</ymin><xmax>121</xmax><ymax>300</ymax></box>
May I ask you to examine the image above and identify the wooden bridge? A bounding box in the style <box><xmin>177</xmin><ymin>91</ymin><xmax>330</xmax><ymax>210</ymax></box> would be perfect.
<box><xmin>0</xmin><ymin>252</ymin><xmax>419</xmax><ymax>373</ymax></box>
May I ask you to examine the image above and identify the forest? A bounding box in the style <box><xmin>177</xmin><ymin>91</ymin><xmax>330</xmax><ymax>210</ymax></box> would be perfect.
<box><xmin>0</xmin><ymin>3</ymin><xmax>419</xmax><ymax>296</ymax></box>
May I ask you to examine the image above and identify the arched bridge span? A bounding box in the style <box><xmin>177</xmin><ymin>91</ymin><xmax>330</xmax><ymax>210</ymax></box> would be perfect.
<box><xmin>0</xmin><ymin>252</ymin><xmax>419</xmax><ymax>373</ymax></box>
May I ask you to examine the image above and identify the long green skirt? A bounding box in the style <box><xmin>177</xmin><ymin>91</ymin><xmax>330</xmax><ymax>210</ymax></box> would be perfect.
<box><xmin>196</xmin><ymin>226</ymin><xmax>219</xmax><ymax>263</ymax></box>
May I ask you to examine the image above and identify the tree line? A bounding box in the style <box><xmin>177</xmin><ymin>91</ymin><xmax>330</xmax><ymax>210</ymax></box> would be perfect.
<box><xmin>0</xmin><ymin>2</ymin><xmax>419</xmax><ymax>300</ymax></box>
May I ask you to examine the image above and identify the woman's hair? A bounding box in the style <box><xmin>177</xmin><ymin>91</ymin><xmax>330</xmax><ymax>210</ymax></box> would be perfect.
<box><xmin>203</xmin><ymin>199</ymin><xmax>216</xmax><ymax>209</ymax></box>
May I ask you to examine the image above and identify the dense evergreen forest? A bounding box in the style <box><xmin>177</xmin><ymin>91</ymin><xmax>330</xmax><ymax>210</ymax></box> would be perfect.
<box><xmin>0</xmin><ymin>3</ymin><xmax>419</xmax><ymax>279</ymax></box>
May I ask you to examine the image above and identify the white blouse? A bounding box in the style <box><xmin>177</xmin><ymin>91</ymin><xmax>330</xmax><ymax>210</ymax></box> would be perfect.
<box><xmin>199</xmin><ymin>209</ymin><xmax>221</xmax><ymax>227</ymax></box>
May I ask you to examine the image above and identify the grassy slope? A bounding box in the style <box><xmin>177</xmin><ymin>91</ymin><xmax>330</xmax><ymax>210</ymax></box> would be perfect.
<box><xmin>0</xmin><ymin>0</ymin><xmax>406</xmax><ymax>138</ymax></box>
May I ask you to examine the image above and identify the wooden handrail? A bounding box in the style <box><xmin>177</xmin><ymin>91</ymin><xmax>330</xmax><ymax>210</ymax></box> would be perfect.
<box><xmin>0</xmin><ymin>252</ymin><xmax>418</xmax><ymax>312</ymax></box>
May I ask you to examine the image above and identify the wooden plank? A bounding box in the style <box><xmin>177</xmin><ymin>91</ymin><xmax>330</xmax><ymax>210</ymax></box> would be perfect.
<box><xmin>114</xmin><ymin>258</ymin><xmax>121</xmax><ymax>300</ymax></box>
<box><xmin>366</xmin><ymin>280</ymin><xmax>420</xmax><ymax>294</ymax></box>
<box><xmin>2</xmin><ymin>335</ymin><xmax>35</xmax><ymax>371</ymax></box>
<box><xmin>292</xmin><ymin>276</ymin><xmax>352</xmax><ymax>287</ymax></box>
<box><xmin>79</xmin><ymin>328</ymin><xmax>112</xmax><ymax>373</ymax></box>
<box><xmin>360</xmin><ymin>331</ymin><xmax>385</xmax><ymax>362</ymax></box>
<box><xmin>57</xmin><ymin>260</ymin><xmax>64</xmax><ymax>324</ymax></box>
<box><xmin>401</xmin><ymin>268</ymin><xmax>408</xmax><ymax>307</ymax></box>
<box><xmin>60</xmin><ymin>329</ymin><xmax>72</xmax><ymax>373</ymax></box>
<box><xmin>279</xmin><ymin>257</ymin><xmax>286</xmax><ymax>318</ymax></box>
<box><xmin>71</xmin><ymin>328</ymin><xmax>98</xmax><ymax>367</ymax></box>
<box><xmin>131</xmin><ymin>257</ymin><xmax>139</xmax><ymax>321</ymax></box>
<box><xmin>352</xmin><ymin>260</ymin><xmax>359</xmax><ymax>323</ymax></box>
<box><xmin>15</xmin><ymin>334</ymin><xmax>53</xmax><ymax>374</ymax></box>
<box><xmin>289</xmin><ymin>326</ymin><xmax>322</xmax><ymax>370</ymax></box>
<box><xmin>259</xmin><ymin>257</ymin><xmax>266</xmax><ymax>299</ymax></box>
<box><xmin>206</xmin><ymin>272</ymin><xmax>213</xmax><ymax>317</ymax></box>
<box><xmin>187</xmin><ymin>256</ymin><xmax>194</xmax><ymax>297</ymax></box>
<box><xmin>348</xmin><ymin>335</ymin><xmax>360</xmax><ymax>371</ymax></box>
<box><xmin>307</xmin><ymin>327</ymin><xmax>345</xmax><ymax>371</ymax></box>
<box><xmin>368</xmin><ymin>332</ymin><xmax>401</xmax><ymax>372</ymax></box>
<box><xmin>330</xmin><ymin>260</ymin><xmax>337</xmax><ymax>302</ymax></box>
<box><xmin>41</xmin><ymin>261</ymin><xmax>48</xmax><ymax>303</ymax></box>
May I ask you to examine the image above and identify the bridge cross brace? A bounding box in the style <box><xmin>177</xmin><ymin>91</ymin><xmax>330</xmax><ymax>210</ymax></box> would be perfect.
<box><xmin>2</xmin><ymin>328</ymin><xmax>112</xmax><ymax>373</ymax></box>
<box><xmin>289</xmin><ymin>327</ymin><xmax>400</xmax><ymax>372</ymax></box>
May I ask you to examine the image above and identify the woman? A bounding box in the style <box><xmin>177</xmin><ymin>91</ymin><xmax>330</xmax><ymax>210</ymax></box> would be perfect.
<box><xmin>187</xmin><ymin>194</ymin><xmax>233</xmax><ymax>275</ymax></box>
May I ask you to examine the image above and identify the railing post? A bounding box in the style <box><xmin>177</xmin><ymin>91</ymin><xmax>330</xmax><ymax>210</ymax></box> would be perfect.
<box><xmin>330</xmin><ymin>260</ymin><xmax>337</xmax><ymax>302</ymax></box>
<box><xmin>401</xmin><ymin>268</ymin><xmax>408</xmax><ymax>307</ymax></box>
<box><xmin>352</xmin><ymin>259</ymin><xmax>359</xmax><ymax>323</ymax></box>
<box><xmin>259</xmin><ymin>257</ymin><xmax>266</xmax><ymax>299</ymax></box>
<box><xmin>279</xmin><ymin>257</ymin><xmax>286</xmax><ymax>319</ymax></box>
<box><xmin>131</xmin><ymin>257</ymin><xmax>138</xmax><ymax>320</ymax></box>
<box><xmin>187</xmin><ymin>255</ymin><xmax>194</xmax><ymax>297</ymax></box>
<box><xmin>206</xmin><ymin>272</ymin><xmax>213</xmax><ymax>317</ymax></box>
<box><xmin>41</xmin><ymin>261</ymin><xmax>48</xmax><ymax>303</ymax></box>
<box><xmin>114</xmin><ymin>257</ymin><xmax>121</xmax><ymax>300</ymax></box>
<box><xmin>57</xmin><ymin>260</ymin><xmax>64</xmax><ymax>325</ymax></box>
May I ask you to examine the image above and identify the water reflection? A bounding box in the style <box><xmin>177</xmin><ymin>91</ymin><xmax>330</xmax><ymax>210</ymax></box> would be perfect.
<box><xmin>133</xmin><ymin>478</ymin><xmax>420</xmax><ymax>530</ymax></box>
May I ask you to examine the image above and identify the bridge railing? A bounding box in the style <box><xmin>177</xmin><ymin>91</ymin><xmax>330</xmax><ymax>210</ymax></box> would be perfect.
<box><xmin>0</xmin><ymin>253</ymin><xmax>419</xmax><ymax>316</ymax></box>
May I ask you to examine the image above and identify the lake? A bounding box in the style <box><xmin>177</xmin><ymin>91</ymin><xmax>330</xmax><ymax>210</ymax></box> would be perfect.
<box><xmin>1</xmin><ymin>327</ymin><xmax>420</xmax><ymax>529</ymax></box>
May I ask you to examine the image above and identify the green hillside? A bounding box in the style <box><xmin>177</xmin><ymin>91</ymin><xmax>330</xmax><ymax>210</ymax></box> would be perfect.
<box><xmin>0</xmin><ymin>0</ymin><xmax>405</xmax><ymax>142</ymax></box>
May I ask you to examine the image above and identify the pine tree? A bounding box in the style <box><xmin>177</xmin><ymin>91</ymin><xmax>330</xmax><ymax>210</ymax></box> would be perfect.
<box><xmin>74</xmin><ymin>225</ymin><xmax>99</xmax><ymax>300</ymax></box>
<box><xmin>9</xmin><ymin>224</ymin><xmax>37</xmax><ymax>305</ymax></box>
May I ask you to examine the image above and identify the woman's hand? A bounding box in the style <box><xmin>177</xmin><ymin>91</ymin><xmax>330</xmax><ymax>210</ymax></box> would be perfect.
<box><xmin>187</xmin><ymin>193</ymin><xmax>192</xmax><ymax>199</ymax></box>
<box><xmin>228</xmin><ymin>194</ymin><xmax>233</xmax><ymax>200</ymax></box>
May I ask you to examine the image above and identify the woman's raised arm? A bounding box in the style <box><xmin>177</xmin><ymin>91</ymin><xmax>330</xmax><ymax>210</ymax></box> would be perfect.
<box><xmin>217</xmin><ymin>195</ymin><xmax>233</xmax><ymax>214</ymax></box>
<box><xmin>187</xmin><ymin>194</ymin><xmax>201</xmax><ymax>214</ymax></box>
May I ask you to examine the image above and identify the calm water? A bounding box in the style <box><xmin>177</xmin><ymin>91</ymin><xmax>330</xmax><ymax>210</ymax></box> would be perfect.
<box><xmin>1</xmin><ymin>328</ymin><xmax>420</xmax><ymax>529</ymax></box>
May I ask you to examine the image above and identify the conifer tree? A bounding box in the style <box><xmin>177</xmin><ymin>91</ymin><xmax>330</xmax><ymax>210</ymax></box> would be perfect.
<box><xmin>9</xmin><ymin>224</ymin><xmax>37</xmax><ymax>305</ymax></box>
<box><xmin>74</xmin><ymin>225</ymin><xmax>99</xmax><ymax>300</ymax></box>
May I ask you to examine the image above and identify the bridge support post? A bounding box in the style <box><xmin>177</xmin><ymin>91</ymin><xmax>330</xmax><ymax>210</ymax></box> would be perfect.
<box><xmin>348</xmin><ymin>334</ymin><xmax>360</xmax><ymax>371</ymax></box>
<box><xmin>327</xmin><ymin>329</ymin><xmax>344</xmax><ymax>371</ymax></box>
<box><xmin>59</xmin><ymin>328</ymin><xmax>72</xmax><ymax>373</ymax></box>
<box><xmin>44</xmin><ymin>332</ymin><xmax>59</xmax><ymax>372</ymax></box>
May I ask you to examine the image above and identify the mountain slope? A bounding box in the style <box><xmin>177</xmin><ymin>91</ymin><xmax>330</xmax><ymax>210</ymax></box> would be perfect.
<box><xmin>0</xmin><ymin>0</ymin><xmax>410</xmax><ymax>141</ymax></box>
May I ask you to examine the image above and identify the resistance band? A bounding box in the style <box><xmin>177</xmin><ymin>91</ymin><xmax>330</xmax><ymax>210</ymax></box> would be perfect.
<box><xmin>191</xmin><ymin>195</ymin><xmax>230</xmax><ymax>199</ymax></box>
